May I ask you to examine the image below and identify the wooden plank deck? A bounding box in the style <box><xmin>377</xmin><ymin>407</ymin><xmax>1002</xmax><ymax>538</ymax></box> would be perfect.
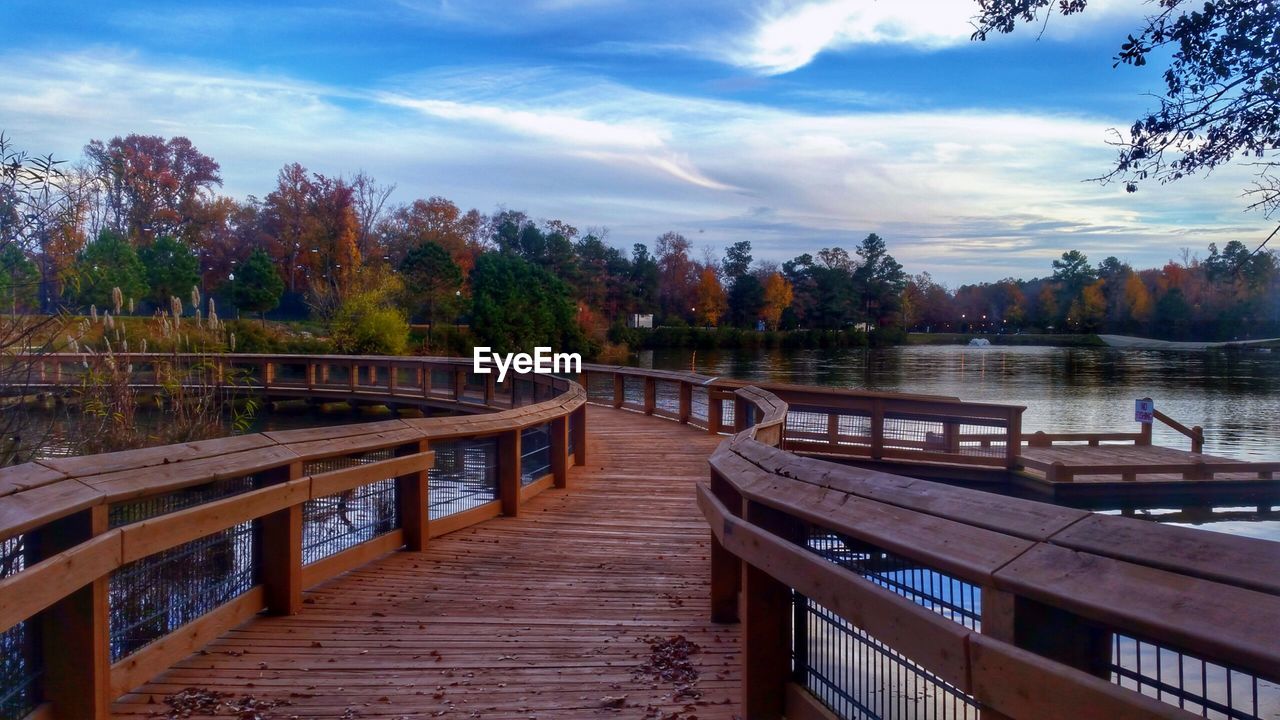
<box><xmin>110</xmin><ymin>406</ymin><xmax>741</xmax><ymax>719</ymax></box>
<box><xmin>1020</xmin><ymin>444</ymin><xmax>1261</xmax><ymax>483</ymax></box>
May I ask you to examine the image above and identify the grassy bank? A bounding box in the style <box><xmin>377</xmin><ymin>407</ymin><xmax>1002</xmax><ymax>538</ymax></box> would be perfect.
<box><xmin>906</xmin><ymin>332</ymin><xmax>1106</xmax><ymax>347</ymax></box>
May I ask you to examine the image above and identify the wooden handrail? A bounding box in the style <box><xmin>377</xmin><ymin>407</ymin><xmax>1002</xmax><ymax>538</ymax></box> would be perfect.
<box><xmin>703</xmin><ymin>382</ymin><xmax>1279</xmax><ymax>720</ymax></box>
<box><xmin>1153</xmin><ymin>408</ymin><xmax>1206</xmax><ymax>452</ymax></box>
<box><xmin>0</xmin><ymin>354</ymin><xmax>588</xmax><ymax>720</ymax></box>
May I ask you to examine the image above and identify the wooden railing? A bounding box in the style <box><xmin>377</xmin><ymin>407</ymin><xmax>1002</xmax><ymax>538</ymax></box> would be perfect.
<box><xmin>581</xmin><ymin>364</ymin><xmax>1027</xmax><ymax>470</ymax></box>
<box><xmin>1023</xmin><ymin>408</ymin><xmax>1205</xmax><ymax>454</ymax></box>
<box><xmin>695</xmin><ymin>384</ymin><xmax>1280</xmax><ymax>720</ymax></box>
<box><xmin>0</xmin><ymin>355</ymin><xmax>586</xmax><ymax>720</ymax></box>
<box><xmin>23</xmin><ymin>352</ymin><xmax>568</xmax><ymax>413</ymax></box>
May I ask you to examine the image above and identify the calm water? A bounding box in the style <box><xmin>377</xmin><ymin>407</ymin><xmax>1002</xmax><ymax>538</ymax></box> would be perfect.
<box><xmin>643</xmin><ymin>345</ymin><xmax>1280</xmax><ymax>459</ymax></box>
<box><xmin>641</xmin><ymin>344</ymin><xmax>1280</xmax><ymax>541</ymax></box>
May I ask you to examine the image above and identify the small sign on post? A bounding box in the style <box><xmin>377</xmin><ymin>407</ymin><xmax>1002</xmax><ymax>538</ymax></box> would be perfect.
<box><xmin>1135</xmin><ymin>397</ymin><xmax>1154</xmax><ymax>424</ymax></box>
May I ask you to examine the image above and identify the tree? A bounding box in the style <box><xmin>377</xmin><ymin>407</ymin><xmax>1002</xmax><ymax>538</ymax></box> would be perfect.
<box><xmin>727</xmin><ymin>273</ymin><xmax>765</xmax><ymax>327</ymax></box>
<box><xmin>70</xmin><ymin>230</ymin><xmax>146</xmax><ymax>310</ymax></box>
<box><xmin>760</xmin><ymin>272</ymin><xmax>794</xmax><ymax>330</ymax></box>
<box><xmin>655</xmin><ymin>231</ymin><xmax>697</xmax><ymax>321</ymax></box>
<box><xmin>331</xmin><ymin>298</ymin><xmax>409</xmax><ymax>355</ymax></box>
<box><xmin>0</xmin><ymin>244</ymin><xmax>38</xmax><ymax>314</ymax></box>
<box><xmin>722</xmin><ymin>240</ymin><xmax>753</xmax><ymax>281</ymax></box>
<box><xmin>138</xmin><ymin>235</ymin><xmax>199</xmax><ymax>306</ymax></box>
<box><xmin>469</xmin><ymin>253</ymin><xmax>587</xmax><ymax>355</ymax></box>
<box><xmin>399</xmin><ymin>241</ymin><xmax>462</xmax><ymax>331</ymax></box>
<box><xmin>973</xmin><ymin>1</ymin><xmax>1280</xmax><ymax>248</ymax></box>
<box><xmin>694</xmin><ymin>267</ymin><xmax>726</xmax><ymax>327</ymax></box>
<box><xmin>1123</xmin><ymin>273</ymin><xmax>1154</xmax><ymax>327</ymax></box>
<box><xmin>853</xmin><ymin>233</ymin><xmax>906</xmax><ymax>327</ymax></box>
<box><xmin>83</xmin><ymin>134</ymin><xmax>222</xmax><ymax>244</ymax></box>
<box><xmin>231</xmin><ymin>248</ymin><xmax>285</xmax><ymax>324</ymax></box>
<box><xmin>1051</xmin><ymin>250</ymin><xmax>1096</xmax><ymax>303</ymax></box>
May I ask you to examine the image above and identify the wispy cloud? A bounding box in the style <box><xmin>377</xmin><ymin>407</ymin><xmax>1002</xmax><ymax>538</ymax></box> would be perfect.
<box><xmin>0</xmin><ymin>48</ymin><xmax>1259</xmax><ymax>283</ymax></box>
<box><xmin>719</xmin><ymin>0</ymin><xmax>1147</xmax><ymax>75</ymax></box>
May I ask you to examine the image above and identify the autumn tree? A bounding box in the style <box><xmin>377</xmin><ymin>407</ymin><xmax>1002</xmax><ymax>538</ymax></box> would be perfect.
<box><xmin>382</xmin><ymin>196</ymin><xmax>483</xmax><ymax>275</ymax></box>
<box><xmin>83</xmin><ymin>135</ymin><xmax>221</xmax><ymax>245</ymax></box>
<box><xmin>656</xmin><ymin>231</ymin><xmax>697</xmax><ymax>321</ymax></box>
<box><xmin>760</xmin><ymin>272</ymin><xmax>794</xmax><ymax>330</ymax></box>
<box><xmin>1123</xmin><ymin>273</ymin><xmax>1154</xmax><ymax>327</ymax></box>
<box><xmin>694</xmin><ymin>267</ymin><xmax>726</xmax><ymax>327</ymax></box>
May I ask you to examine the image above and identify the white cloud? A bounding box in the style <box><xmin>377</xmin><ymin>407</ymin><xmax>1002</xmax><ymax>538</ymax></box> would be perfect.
<box><xmin>724</xmin><ymin>0</ymin><xmax>1147</xmax><ymax>75</ymax></box>
<box><xmin>0</xmin><ymin>50</ymin><xmax>1261</xmax><ymax>283</ymax></box>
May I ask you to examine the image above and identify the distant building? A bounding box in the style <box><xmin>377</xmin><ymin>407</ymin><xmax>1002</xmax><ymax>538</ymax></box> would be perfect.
<box><xmin>627</xmin><ymin>313</ymin><xmax>654</xmax><ymax>329</ymax></box>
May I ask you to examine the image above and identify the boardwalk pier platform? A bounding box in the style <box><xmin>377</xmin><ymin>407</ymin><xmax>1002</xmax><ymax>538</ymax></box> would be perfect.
<box><xmin>2</xmin><ymin>354</ymin><xmax>1278</xmax><ymax>720</ymax></box>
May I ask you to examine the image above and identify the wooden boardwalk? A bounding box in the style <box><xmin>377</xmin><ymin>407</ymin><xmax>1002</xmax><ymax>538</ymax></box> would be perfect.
<box><xmin>110</xmin><ymin>406</ymin><xmax>741</xmax><ymax>719</ymax></box>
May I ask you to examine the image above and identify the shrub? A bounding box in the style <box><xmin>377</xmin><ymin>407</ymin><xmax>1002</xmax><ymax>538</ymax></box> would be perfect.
<box><xmin>330</xmin><ymin>294</ymin><xmax>409</xmax><ymax>355</ymax></box>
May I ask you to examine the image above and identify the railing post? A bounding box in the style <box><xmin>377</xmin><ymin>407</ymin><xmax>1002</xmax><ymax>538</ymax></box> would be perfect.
<box><xmin>571</xmin><ymin>404</ymin><xmax>587</xmax><ymax>466</ymax></box>
<box><xmin>869</xmin><ymin>399</ymin><xmax>886</xmax><ymax>459</ymax></box>
<box><xmin>1192</xmin><ymin>425</ymin><xmax>1204</xmax><ymax>453</ymax></box>
<box><xmin>387</xmin><ymin>362</ymin><xmax>396</xmax><ymax>396</ymax></box>
<box><xmin>498</xmin><ymin>428</ymin><xmax>521</xmax><ymax>516</ymax></box>
<box><xmin>1138</xmin><ymin>421</ymin><xmax>1152</xmax><ymax>446</ymax></box>
<box><xmin>263</xmin><ymin>360</ymin><xmax>275</xmax><ymax>390</ymax></box>
<box><xmin>1006</xmin><ymin>408</ymin><xmax>1023</xmax><ymax>470</ymax></box>
<box><xmin>643</xmin><ymin>377</ymin><xmax>656</xmax><ymax>415</ymax></box>
<box><xmin>612</xmin><ymin>372</ymin><xmax>625</xmax><ymax>408</ymax></box>
<box><xmin>982</xmin><ymin>586</ymin><xmax>1113</xmax><ymax>681</ymax></box>
<box><xmin>259</xmin><ymin>461</ymin><xmax>304</xmax><ymax>615</ymax></box>
<box><xmin>396</xmin><ymin>439</ymin><xmax>431</xmax><ymax>552</ymax></box>
<box><xmin>741</xmin><ymin>500</ymin><xmax>800</xmax><ymax>719</ymax></box>
<box><xmin>550</xmin><ymin>414</ymin><xmax>569</xmax><ymax>488</ymax></box>
<box><xmin>678</xmin><ymin>381</ymin><xmax>692</xmax><ymax>424</ymax></box>
<box><xmin>306</xmin><ymin>361</ymin><xmax>317</xmax><ymax>390</ymax></box>
<box><xmin>454</xmin><ymin>367</ymin><xmax>466</xmax><ymax>402</ymax></box>
<box><xmin>733</xmin><ymin>395</ymin><xmax>750</xmax><ymax>433</ymax></box>
<box><xmin>707</xmin><ymin>390</ymin><xmax>723</xmax><ymax>435</ymax></box>
<box><xmin>485</xmin><ymin>372</ymin><xmax>496</xmax><ymax>406</ymax></box>
<box><xmin>29</xmin><ymin>505</ymin><xmax>111</xmax><ymax>720</ymax></box>
<box><xmin>709</xmin><ymin>469</ymin><xmax>741</xmax><ymax>624</ymax></box>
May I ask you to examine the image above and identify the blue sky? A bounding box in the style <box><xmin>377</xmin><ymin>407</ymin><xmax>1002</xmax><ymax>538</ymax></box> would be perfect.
<box><xmin>0</xmin><ymin>0</ymin><xmax>1266</xmax><ymax>283</ymax></box>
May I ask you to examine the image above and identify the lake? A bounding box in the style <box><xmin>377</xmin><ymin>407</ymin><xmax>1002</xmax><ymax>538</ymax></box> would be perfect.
<box><xmin>641</xmin><ymin>344</ymin><xmax>1280</xmax><ymax>542</ymax></box>
<box><xmin>641</xmin><ymin>344</ymin><xmax>1280</xmax><ymax>459</ymax></box>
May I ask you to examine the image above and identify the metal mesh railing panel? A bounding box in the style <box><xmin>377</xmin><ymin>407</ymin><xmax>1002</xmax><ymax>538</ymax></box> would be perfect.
<box><xmin>586</xmin><ymin>373</ymin><xmax>614</xmax><ymax>403</ymax></box>
<box><xmin>108</xmin><ymin>521</ymin><xmax>256</xmax><ymax>661</ymax></box>
<box><xmin>655</xmin><ymin>380</ymin><xmax>681</xmax><ymax>415</ymax></box>
<box><xmin>798</xmin><ymin>596</ymin><xmax>979</xmax><ymax>720</ymax></box>
<box><xmin>808</xmin><ymin>527</ymin><xmax>981</xmax><ymax>630</ymax></box>
<box><xmin>109</xmin><ymin>477</ymin><xmax>258</xmax><ymax>528</ymax></box>
<box><xmin>1</xmin><ymin>535</ymin><xmax>38</xmax><ymax>720</ymax></box>
<box><xmin>623</xmin><ymin>376</ymin><xmax>644</xmax><ymax>406</ymax></box>
<box><xmin>1111</xmin><ymin>634</ymin><xmax>1279</xmax><ymax>720</ymax></box>
<box><xmin>428</xmin><ymin>437</ymin><xmax>498</xmax><ymax>519</ymax></box>
<box><xmin>302</xmin><ymin>450</ymin><xmax>401</xmax><ymax>564</ymax></box>
<box><xmin>521</xmin><ymin>424</ymin><xmax>552</xmax><ymax>485</ymax></box>
<box><xmin>430</xmin><ymin>369</ymin><xmax>455</xmax><ymax>398</ymax></box>
<box><xmin>691</xmin><ymin>386</ymin><xmax>709</xmax><ymax>423</ymax></box>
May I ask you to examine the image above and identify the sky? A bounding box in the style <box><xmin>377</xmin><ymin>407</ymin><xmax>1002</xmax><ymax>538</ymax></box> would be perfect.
<box><xmin>0</xmin><ymin>0</ymin><xmax>1268</xmax><ymax>284</ymax></box>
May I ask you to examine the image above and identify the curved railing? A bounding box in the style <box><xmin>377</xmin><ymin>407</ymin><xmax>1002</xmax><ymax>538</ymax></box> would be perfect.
<box><xmin>0</xmin><ymin>355</ymin><xmax>586</xmax><ymax>720</ymax></box>
<box><xmin>578</xmin><ymin>364</ymin><xmax>1280</xmax><ymax>720</ymax></box>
